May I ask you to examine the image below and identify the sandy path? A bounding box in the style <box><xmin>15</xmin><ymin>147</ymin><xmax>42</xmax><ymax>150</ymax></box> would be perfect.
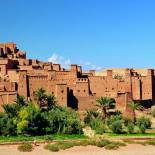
<box><xmin>0</xmin><ymin>144</ymin><xmax>155</xmax><ymax>155</ymax></box>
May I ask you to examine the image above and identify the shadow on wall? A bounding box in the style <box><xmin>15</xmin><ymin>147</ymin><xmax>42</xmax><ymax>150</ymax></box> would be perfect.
<box><xmin>67</xmin><ymin>89</ymin><xmax>78</xmax><ymax>110</ymax></box>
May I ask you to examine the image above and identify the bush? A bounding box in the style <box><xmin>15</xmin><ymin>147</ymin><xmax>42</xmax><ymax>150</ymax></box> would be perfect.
<box><xmin>139</xmin><ymin>124</ymin><xmax>146</xmax><ymax>133</ymax></box>
<box><xmin>136</xmin><ymin>116</ymin><xmax>151</xmax><ymax>133</ymax></box>
<box><xmin>110</xmin><ymin>120</ymin><xmax>123</xmax><ymax>134</ymax></box>
<box><xmin>123</xmin><ymin>117</ymin><xmax>133</xmax><ymax>126</ymax></box>
<box><xmin>58</xmin><ymin>141</ymin><xmax>80</xmax><ymax>150</ymax></box>
<box><xmin>137</xmin><ymin>116</ymin><xmax>151</xmax><ymax>129</ymax></box>
<box><xmin>104</xmin><ymin>143</ymin><xmax>119</xmax><ymax>150</ymax></box>
<box><xmin>96</xmin><ymin>139</ymin><xmax>110</xmax><ymax>147</ymax></box>
<box><xmin>112</xmin><ymin>141</ymin><xmax>126</xmax><ymax>147</ymax></box>
<box><xmin>106</xmin><ymin>114</ymin><xmax>122</xmax><ymax>127</ymax></box>
<box><xmin>46</xmin><ymin>107</ymin><xmax>83</xmax><ymax>135</ymax></box>
<box><xmin>44</xmin><ymin>144</ymin><xmax>59</xmax><ymax>152</ymax></box>
<box><xmin>146</xmin><ymin>140</ymin><xmax>155</xmax><ymax>145</ymax></box>
<box><xmin>18</xmin><ymin>143</ymin><xmax>33</xmax><ymax>152</ymax></box>
<box><xmin>90</xmin><ymin>118</ymin><xmax>106</xmax><ymax>134</ymax></box>
<box><xmin>127</xmin><ymin>122</ymin><xmax>134</xmax><ymax>134</ymax></box>
<box><xmin>0</xmin><ymin>114</ymin><xmax>17</xmax><ymax>136</ymax></box>
<box><xmin>104</xmin><ymin>141</ymin><xmax>126</xmax><ymax>150</ymax></box>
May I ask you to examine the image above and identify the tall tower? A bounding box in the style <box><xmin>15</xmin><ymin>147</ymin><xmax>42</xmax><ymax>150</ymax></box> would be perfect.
<box><xmin>18</xmin><ymin>70</ymin><xmax>28</xmax><ymax>99</ymax></box>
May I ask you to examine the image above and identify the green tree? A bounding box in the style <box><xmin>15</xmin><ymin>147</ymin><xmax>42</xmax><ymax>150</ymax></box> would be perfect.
<box><xmin>46</xmin><ymin>94</ymin><xmax>57</xmax><ymax>110</ymax></box>
<box><xmin>2</xmin><ymin>95</ymin><xmax>26</xmax><ymax>118</ymax></box>
<box><xmin>34</xmin><ymin>88</ymin><xmax>56</xmax><ymax>109</ymax></box>
<box><xmin>96</xmin><ymin>97</ymin><xmax>115</xmax><ymax>118</ymax></box>
<box><xmin>128</xmin><ymin>101</ymin><xmax>143</xmax><ymax>123</ymax></box>
<box><xmin>2</xmin><ymin>104</ymin><xmax>19</xmax><ymax>118</ymax></box>
<box><xmin>34</xmin><ymin>88</ymin><xmax>47</xmax><ymax>107</ymax></box>
<box><xmin>84</xmin><ymin>109</ymin><xmax>100</xmax><ymax>124</ymax></box>
<box><xmin>26</xmin><ymin>103</ymin><xmax>49</xmax><ymax>135</ymax></box>
<box><xmin>111</xmin><ymin>120</ymin><xmax>123</xmax><ymax>133</ymax></box>
<box><xmin>15</xmin><ymin>95</ymin><xmax>27</xmax><ymax>107</ymax></box>
<box><xmin>127</xmin><ymin>122</ymin><xmax>134</xmax><ymax>134</ymax></box>
<box><xmin>136</xmin><ymin>116</ymin><xmax>148</xmax><ymax>133</ymax></box>
<box><xmin>17</xmin><ymin>108</ymin><xmax>29</xmax><ymax>134</ymax></box>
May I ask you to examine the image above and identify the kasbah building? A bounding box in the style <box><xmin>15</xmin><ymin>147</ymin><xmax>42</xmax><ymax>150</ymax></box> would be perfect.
<box><xmin>0</xmin><ymin>42</ymin><xmax>155</xmax><ymax>118</ymax></box>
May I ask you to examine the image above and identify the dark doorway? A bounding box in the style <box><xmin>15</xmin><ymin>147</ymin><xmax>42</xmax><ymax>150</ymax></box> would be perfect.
<box><xmin>67</xmin><ymin>89</ymin><xmax>78</xmax><ymax>110</ymax></box>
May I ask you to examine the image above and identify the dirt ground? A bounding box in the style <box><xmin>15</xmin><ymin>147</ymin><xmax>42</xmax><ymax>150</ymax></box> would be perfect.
<box><xmin>0</xmin><ymin>144</ymin><xmax>155</xmax><ymax>155</ymax></box>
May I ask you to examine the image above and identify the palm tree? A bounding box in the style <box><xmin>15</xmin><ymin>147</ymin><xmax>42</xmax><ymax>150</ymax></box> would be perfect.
<box><xmin>47</xmin><ymin>94</ymin><xmax>57</xmax><ymax>110</ymax></box>
<box><xmin>84</xmin><ymin>109</ymin><xmax>100</xmax><ymax>124</ymax></box>
<box><xmin>15</xmin><ymin>95</ymin><xmax>27</xmax><ymax>107</ymax></box>
<box><xmin>34</xmin><ymin>88</ymin><xmax>57</xmax><ymax>109</ymax></box>
<box><xmin>128</xmin><ymin>101</ymin><xmax>143</xmax><ymax>122</ymax></box>
<box><xmin>34</xmin><ymin>88</ymin><xmax>47</xmax><ymax>107</ymax></box>
<box><xmin>96</xmin><ymin>97</ymin><xmax>115</xmax><ymax>118</ymax></box>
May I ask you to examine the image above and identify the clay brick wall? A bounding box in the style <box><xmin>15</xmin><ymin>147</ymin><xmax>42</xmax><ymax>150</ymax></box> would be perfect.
<box><xmin>28</xmin><ymin>75</ymin><xmax>48</xmax><ymax>99</ymax></box>
<box><xmin>7</xmin><ymin>70</ymin><xmax>19</xmax><ymax>82</ymax></box>
<box><xmin>18</xmin><ymin>71</ymin><xmax>28</xmax><ymax>99</ymax></box>
<box><xmin>131</xmin><ymin>77</ymin><xmax>141</xmax><ymax>100</ymax></box>
<box><xmin>76</xmin><ymin>96</ymin><xmax>97</xmax><ymax>111</ymax></box>
<box><xmin>55</xmin><ymin>84</ymin><xmax>67</xmax><ymax>106</ymax></box>
<box><xmin>53</xmin><ymin>64</ymin><xmax>61</xmax><ymax>71</ymax></box>
<box><xmin>74</xmin><ymin>78</ymin><xmax>89</xmax><ymax>97</ymax></box>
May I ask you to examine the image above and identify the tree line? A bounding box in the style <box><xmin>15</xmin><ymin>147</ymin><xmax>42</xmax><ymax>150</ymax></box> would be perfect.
<box><xmin>0</xmin><ymin>88</ymin><xmax>152</xmax><ymax>136</ymax></box>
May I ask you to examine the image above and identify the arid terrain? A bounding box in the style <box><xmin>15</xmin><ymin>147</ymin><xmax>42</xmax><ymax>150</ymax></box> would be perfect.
<box><xmin>0</xmin><ymin>143</ymin><xmax>155</xmax><ymax>155</ymax></box>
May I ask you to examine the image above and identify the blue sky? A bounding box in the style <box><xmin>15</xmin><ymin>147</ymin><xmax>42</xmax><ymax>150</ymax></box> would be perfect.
<box><xmin>0</xmin><ymin>0</ymin><xmax>155</xmax><ymax>70</ymax></box>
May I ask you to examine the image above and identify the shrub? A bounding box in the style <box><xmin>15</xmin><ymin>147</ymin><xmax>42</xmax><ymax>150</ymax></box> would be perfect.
<box><xmin>137</xmin><ymin>116</ymin><xmax>151</xmax><ymax>129</ymax></box>
<box><xmin>136</xmin><ymin>116</ymin><xmax>151</xmax><ymax>133</ymax></box>
<box><xmin>44</xmin><ymin>144</ymin><xmax>59</xmax><ymax>152</ymax></box>
<box><xmin>110</xmin><ymin>120</ymin><xmax>123</xmax><ymax>133</ymax></box>
<box><xmin>45</xmin><ymin>135</ymin><xmax>53</xmax><ymax>141</ymax></box>
<box><xmin>146</xmin><ymin>140</ymin><xmax>155</xmax><ymax>145</ymax></box>
<box><xmin>139</xmin><ymin>124</ymin><xmax>146</xmax><ymax>133</ymax></box>
<box><xmin>104</xmin><ymin>141</ymin><xmax>126</xmax><ymax>150</ymax></box>
<box><xmin>123</xmin><ymin>117</ymin><xmax>133</xmax><ymax>126</ymax></box>
<box><xmin>90</xmin><ymin>118</ymin><xmax>106</xmax><ymax>134</ymax></box>
<box><xmin>0</xmin><ymin>114</ymin><xmax>17</xmax><ymax>136</ymax></box>
<box><xmin>58</xmin><ymin>141</ymin><xmax>80</xmax><ymax>150</ymax></box>
<box><xmin>112</xmin><ymin>141</ymin><xmax>126</xmax><ymax>147</ymax></box>
<box><xmin>46</xmin><ymin>107</ymin><xmax>83</xmax><ymax>135</ymax></box>
<box><xmin>104</xmin><ymin>143</ymin><xmax>119</xmax><ymax>150</ymax></box>
<box><xmin>18</xmin><ymin>143</ymin><xmax>33</xmax><ymax>152</ymax></box>
<box><xmin>84</xmin><ymin>109</ymin><xmax>100</xmax><ymax>124</ymax></box>
<box><xmin>96</xmin><ymin>139</ymin><xmax>110</xmax><ymax>147</ymax></box>
<box><xmin>106</xmin><ymin>114</ymin><xmax>122</xmax><ymax>127</ymax></box>
<box><xmin>127</xmin><ymin>122</ymin><xmax>134</xmax><ymax>134</ymax></box>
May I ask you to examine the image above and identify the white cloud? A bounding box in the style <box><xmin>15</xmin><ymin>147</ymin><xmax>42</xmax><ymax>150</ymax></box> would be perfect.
<box><xmin>80</xmin><ymin>60</ymin><xmax>102</xmax><ymax>71</ymax></box>
<box><xmin>48</xmin><ymin>53</ymin><xmax>102</xmax><ymax>71</ymax></box>
<box><xmin>48</xmin><ymin>53</ymin><xmax>71</xmax><ymax>68</ymax></box>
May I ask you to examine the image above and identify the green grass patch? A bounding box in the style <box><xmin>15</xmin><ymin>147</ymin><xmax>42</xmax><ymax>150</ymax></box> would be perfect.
<box><xmin>108</xmin><ymin>132</ymin><xmax>155</xmax><ymax>138</ymax></box>
<box><xmin>44</xmin><ymin>144</ymin><xmax>60</xmax><ymax>152</ymax></box>
<box><xmin>146</xmin><ymin>140</ymin><xmax>155</xmax><ymax>145</ymax></box>
<box><xmin>17</xmin><ymin>143</ymin><xmax>33</xmax><ymax>152</ymax></box>
<box><xmin>96</xmin><ymin>139</ymin><xmax>111</xmax><ymax>147</ymax></box>
<box><xmin>0</xmin><ymin>134</ymin><xmax>86</xmax><ymax>143</ymax></box>
<box><xmin>44</xmin><ymin>139</ymin><xmax>127</xmax><ymax>152</ymax></box>
<box><xmin>104</xmin><ymin>143</ymin><xmax>119</xmax><ymax>150</ymax></box>
<box><xmin>123</xmin><ymin>139</ymin><xmax>155</xmax><ymax>146</ymax></box>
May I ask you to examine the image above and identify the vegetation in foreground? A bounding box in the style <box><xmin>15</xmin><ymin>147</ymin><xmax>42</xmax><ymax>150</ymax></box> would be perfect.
<box><xmin>17</xmin><ymin>143</ymin><xmax>33</xmax><ymax>152</ymax></box>
<box><xmin>0</xmin><ymin>89</ymin><xmax>83</xmax><ymax>136</ymax></box>
<box><xmin>44</xmin><ymin>139</ymin><xmax>126</xmax><ymax>151</ymax></box>
<box><xmin>0</xmin><ymin>134</ymin><xmax>86</xmax><ymax>143</ymax></box>
<box><xmin>84</xmin><ymin>97</ymin><xmax>152</xmax><ymax>135</ymax></box>
<box><xmin>43</xmin><ymin>138</ymin><xmax>155</xmax><ymax>152</ymax></box>
<box><xmin>0</xmin><ymin>88</ymin><xmax>154</xmax><ymax>143</ymax></box>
